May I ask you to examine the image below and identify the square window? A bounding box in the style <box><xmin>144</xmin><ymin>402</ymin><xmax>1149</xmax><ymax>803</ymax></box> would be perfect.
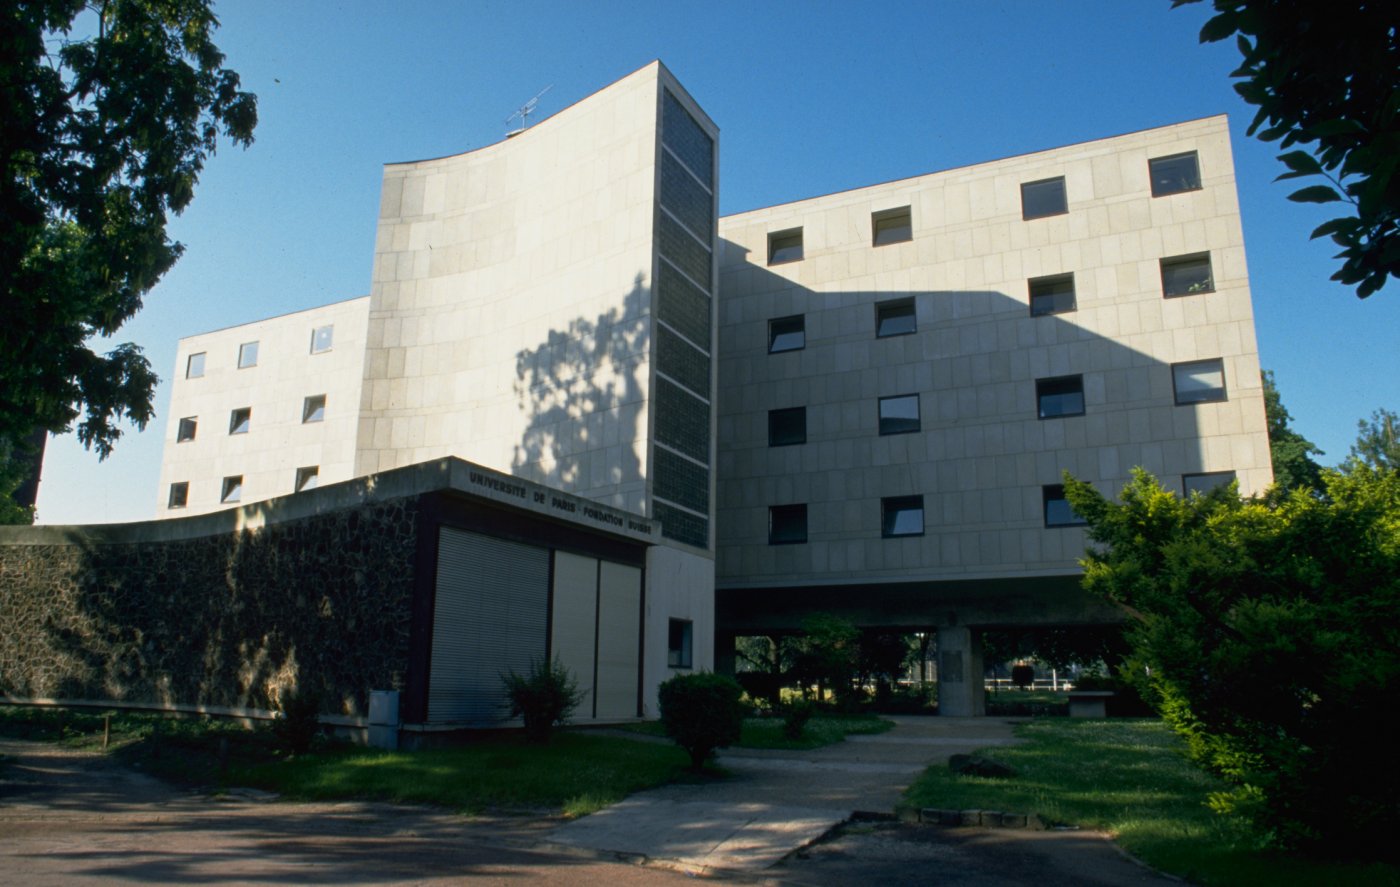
<box><xmin>1021</xmin><ymin>176</ymin><xmax>1067</xmax><ymax>220</ymax></box>
<box><xmin>302</xmin><ymin>394</ymin><xmax>327</xmax><ymax>423</ymax></box>
<box><xmin>1150</xmin><ymin>152</ymin><xmax>1202</xmax><ymax>197</ymax></box>
<box><xmin>229</xmin><ymin>407</ymin><xmax>251</xmax><ymax>435</ymax></box>
<box><xmin>1037</xmin><ymin>375</ymin><xmax>1085</xmax><ymax>419</ymax></box>
<box><xmin>668</xmin><ymin>618</ymin><xmax>693</xmax><ymax>668</ymax></box>
<box><xmin>1029</xmin><ymin>273</ymin><xmax>1076</xmax><ymax>316</ymax></box>
<box><xmin>237</xmin><ymin>341</ymin><xmax>259</xmax><ymax>369</ymax></box>
<box><xmin>295</xmin><ymin>466</ymin><xmax>320</xmax><ymax>492</ymax></box>
<box><xmin>177</xmin><ymin>417</ymin><xmax>197</xmax><ymax>442</ymax></box>
<box><xmin>167</xmin><ymin>482</ymin><xmax>189</xmax><ymax>509</ymax></box>
<box><xmin>221</xmin><ymin>475</ymin><xmax>243</xmax><ymax>504</ymax></box>
<box><xmin>311</xmin><ymin>325</ymin><xmax>334</xmax><ymax>354</ymax></box>
<box><xmin>185</xmin><ymin>352</ymin><xmax>206</xmax><ymax>379</ymax></box>
<box><xmin>876</xmin><ymin>300</ymin><xmax>916</xmax><ymax>337</ymax></box>
<box><xmin>768</xmin><ymin>315</ymin><xmax>805</xmax><ymax>353</ymax></box>
<box><xmin>768</xmin><ymin>228</ymin><xmax>804</xmax><ymax>265</ymax></box>
<box><xmin>872</xmin><ymin>206</ymin><xmax>912</xmax><ymax>246</ymax></box>
<box><xmin>878</xmin><ymin>394</ymin><xmax>920</xmax><ymax>435</ymax></box>
<box><xmin>882</xmin><ymin>495</ymin><xmax>925</xmax><ymax>537</ymax></box>
<box><xmin>1160</xmin><ymin>253</ymin><xmax>1215</xmax><ymax>297</ymax></box>
<box><xmin>1043</xmin><ymin>485</ymin><xmax>1086</xmax><ymax>528</ymax></box>
<box><xmin>1173</xmin><ymin>359</ymin><xmax>1227</xmax><ymax>404</ymax></box>
<box><xmin>769</xmin><ymin>503</ymin><xmax>808</xmax><ymax>545</ymax></box>
<box><xmin>1183</xmin><ymin>471</ymin><xmax>1236</xmax><ymax>497</ymax></box>
<box><xmin>768</xmin><ymin>407</ymin><xmax>807</xmax><ymax>447</ymax></box>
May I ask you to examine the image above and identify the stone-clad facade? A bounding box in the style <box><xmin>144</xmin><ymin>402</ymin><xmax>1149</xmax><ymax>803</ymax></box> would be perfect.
<box><xmin>0</xmin><ymin>500</ymin><xmax>416</xmax><ymax>716</ymax></box>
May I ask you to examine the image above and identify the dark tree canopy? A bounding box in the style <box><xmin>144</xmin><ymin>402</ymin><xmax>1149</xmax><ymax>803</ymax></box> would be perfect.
<box><xmin>0</xmin><ymin>0</ymin><xmax>257</xmax><ymax>463</ymax></box>
<box><xmin>1175</xmin><ymin>0</ymin><xmax>1399</xmax><ymax>298</ymax></box>
<box><xmin>1261</xmin><ymin>370</ymin><xmax>1323</xmax><ymax>493</ymax></box>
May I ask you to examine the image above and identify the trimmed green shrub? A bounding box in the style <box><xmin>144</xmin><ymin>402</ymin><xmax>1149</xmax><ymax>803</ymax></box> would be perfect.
<box><xmin>502</xmin><ymin>657</ymin><xmax>582</xmax><ymax>743</ymax></box>
<box><xmin>657</xmin><ymin>672</ymin><xmax>746</xmax><ymax>771</ymax></box>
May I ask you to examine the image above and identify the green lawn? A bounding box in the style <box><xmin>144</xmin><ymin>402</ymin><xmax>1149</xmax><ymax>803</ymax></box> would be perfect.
<box><xmin>621</xmin><ymin>713</ymin><xmax>893</xmax><ymax>750</ymax></box>
<box><xmin>904</xmin><ymin>718</ymin><xmax>1398</xmax><ymax>886</ymax></box>
<box><xmin>0</xmin><ymin>705</ymin><xmax>692</xmax><ymax>817</ymax></box>
<box><xmin>231</xmin><ymin>732</ymin><xmax>691</xmax><ymax>816</ymax></box>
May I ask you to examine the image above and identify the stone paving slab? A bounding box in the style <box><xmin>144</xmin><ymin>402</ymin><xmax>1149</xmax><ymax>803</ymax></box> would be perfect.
<box><xmin>548</xmin><ymin>797</ymin><xmax>841</xmax><ymax>873</ymax></box>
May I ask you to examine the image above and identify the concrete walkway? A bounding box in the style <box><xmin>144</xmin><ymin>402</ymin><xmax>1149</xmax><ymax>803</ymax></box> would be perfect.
<box><xmin>547</xmin><ymin>715</ymin><xmax>1021</xmax><ymax>874</ymax></box>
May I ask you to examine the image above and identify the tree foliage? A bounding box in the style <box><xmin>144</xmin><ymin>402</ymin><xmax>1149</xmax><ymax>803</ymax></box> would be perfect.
<box><xmin>1349</xmin><ymin>408</ymin><xmax>1399</xmax><ymax>472</ymax></box>
<box><xmin>1064</xmin><ymin>466</ymin><xmax>1400</xmax><ymax>857</ymax></box>
<box><xmin>0</xmin><ymin>0</ymin><xmax>257</xmax><ymax>462</ymax></box>
<box><xmin>1174</xmin><ymin>0</ymin><xmax>1399</xmax><ymax>298</ymax></box>
<box><xmin>1261</xmin><ymin>370</ymin><xmax>1323</xmax><ymax>493</ymax></box>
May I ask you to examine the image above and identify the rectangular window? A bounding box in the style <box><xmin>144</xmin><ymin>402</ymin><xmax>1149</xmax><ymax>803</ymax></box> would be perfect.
<box><xmin>221</xmin><ymin>475</ymin><xmax>243</xmax><ymax>504</ymax></box>
<box><xmin>229</xmin><ymin>407</ymin><xmax>251</xmax><ymax>435</ymax></box>
<box><xmin>878</xmin><ymin>394</ymin><xmax>920</xmax><ymax>435</ymax></box>
<box><xmin>1037</xmin><ymin>375</ymin><xmax>1085</xmax><ymax>419</ymax></box>
<box><xmin>177</xmin><ymin>417</ymin><xmax>197</xmax><ymax>443</ymax></box>
<box><xmin>167</xmin><ymin>482</ymin><xmax>189</xmax><ymax>509</ymax></box>
<box><xmin>872</xmin><ymin>206</ymin><xmax>912</xmax><ymax>246</ymax></box>
<box><xmin>882</xmin><ymin>495</ymin><xmax>925</xmax><ymax>538</ymax></box>
<box><xmin>768</xmin><ymin>406</ymin><xmax>807</xmax><ymax>447</ymax></box>
<box><xmin>668</xmin><ymin>619</ymin><xmax>694</xmax><ymax>668</ymax></box>
<box><xmin>769</xmin><ymin>503</ymin><xmax>808</xmax><ymax>545</ymax></box>
<box><xmin>1029</xmin><ymin>273</ymin><xmax>1076</xmax><ymax>316</ymax></box>
<box><xmin>295</xmin><ymin>466</ymin><xmax>320</xmax><ymax>492</ymax></box>
<box><xmin>302</xmin><ymin>394</ymin><xmax>327</xmax><ymax>423</ymax></box>
<box><xmin>311</xmin><ymin>324</ymin><xmax>334</xmax><ymax>354</ymax></box>
<box><xmin>1043</xmin><ymin>485</ymin><xmax>1086</xmax><ymax>528</ymax></box>
<box><xmin>1183</xmin><ymin>471</ymin><xmax>1236</xmax><ymax>497</ymax></box>
<box><xmin>1161</xmin><ymin>253</ymin><xmax>1215</xmax><ymax>297</ymax></box>
<box><xmin>237</xmin><ymin>341</ymin><xmax>259</xmax><ymax>368</ymax></box>
<box><xmin>1149</xmin><ymin>151</ymin><xmax>1202</xmax><ymax>197</ymax></box>
<box><xmin>185</xmin><ymin>352</ymin><xmax>206</xmax><ymax>379</ymax></box>
<box><xmin>768</xmin><ymin>315</ymin><xmax>805</xmax><ymax>353</ymax></box>
<box><xmin>1021</xmin><ymin>176</ymin><xmax>1067</xmax><ymax>220</ymax></box>
<box><xmin>1172</xmin><ymin>358</ymin><xmax>1227</xmax><ymax>404</ymax></box>
<box><xmin>768</xmin><ymin>228</ymin><xmax>804</xmax><ymax>265</ymax></box>
<box><xmin>876</xmin><ymin>300</ymin><xmax>916</xmax><ymax>337</ymax></box>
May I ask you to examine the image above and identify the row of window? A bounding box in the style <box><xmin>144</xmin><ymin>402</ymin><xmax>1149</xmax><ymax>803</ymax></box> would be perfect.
<box><xmin>184</xmin><ymin>324</ymin><xmax>336</xmax><ymax>379</ymax></box>
<box><xmin>175</xmin><ymin>395</ymin><xmax>328</xmax><ymax>443</ymax></box>
<box><xmin>168</xmin><ymin>466</ymin><xmax>320</xmax><ymax>509</ymax></box>
<box><xmin>764</xmin><ymin>359</ymin><xmax>1227</xmax><ymax>446</ymax></box>
<box><xmin>765</xmin><ymin>152</ymin><xmax>1203</xmax><ymax>266</ymax></box>
<box><xmin>766</xmin><ymin>470</ymin><xmax>1236</xmax><ymax>543</ymax></box>
<box><xmin>766</xmin><ymin>253</ymin><xmax>1215</xmax><ymax>355</ymax></box>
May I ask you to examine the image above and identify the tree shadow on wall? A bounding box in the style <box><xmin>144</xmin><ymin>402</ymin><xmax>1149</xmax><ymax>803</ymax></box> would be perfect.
<box><xmin>511</xmin><ymin>273</ymin><xmax>649</xmax><ymax>514</ymax></box>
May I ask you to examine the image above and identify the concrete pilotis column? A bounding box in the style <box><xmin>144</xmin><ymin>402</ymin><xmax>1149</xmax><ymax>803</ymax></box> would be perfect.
<box><xmin>936</xmin><ymin>625</ymin><xmax>986</xmax><ymax>717</ymax></box>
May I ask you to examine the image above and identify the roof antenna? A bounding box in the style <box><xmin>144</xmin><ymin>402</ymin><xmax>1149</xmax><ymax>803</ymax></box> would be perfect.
<box><xmin>505</xmin><ymin>84</ymin><xmax>553</xmax><ymax>137</ymax></box>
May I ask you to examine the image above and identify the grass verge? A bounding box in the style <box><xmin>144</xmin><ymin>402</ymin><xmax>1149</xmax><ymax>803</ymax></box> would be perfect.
<box><xmin>903</xmin><ymin>718</ymin><xmax>1398</xmax><ymax>886</ymax></box>
<box><xmin>231</xmin><ymin>732</ymin><xmax>691</xmax><ymax>816</ymax></box>
<box><xmin>621</xmin><ymin>713</ymin><xmax>893</xmax><ymax>749</ymax></box>
<box><xmin>0</xmin><ymin>705</ymin><xmax>693</xmax><ymax>816</ymax></box>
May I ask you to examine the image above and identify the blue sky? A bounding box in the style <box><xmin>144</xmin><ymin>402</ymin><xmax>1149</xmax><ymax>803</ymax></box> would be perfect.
<box><xmin>35</xmin><ymin>0</ymin><xmax>1400</xmax><ymax>523</ymax></box>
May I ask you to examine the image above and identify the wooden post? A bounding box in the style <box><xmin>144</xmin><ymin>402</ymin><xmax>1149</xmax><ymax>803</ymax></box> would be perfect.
<box><xmin>102</xmin><ymin>715</ymin><xmax>110</xmax><ymax>750</ymax></box>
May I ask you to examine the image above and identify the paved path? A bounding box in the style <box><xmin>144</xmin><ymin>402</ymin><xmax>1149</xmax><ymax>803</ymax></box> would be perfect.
<box><xmin>2</xmin><ymin>719</ymin><xmax>1182</xmax><ymax>884</ymax></box>
<box><xmin>547</xmin><ymin>715</ymin><xmax>1022</xmax><ymax>872</ymax></box>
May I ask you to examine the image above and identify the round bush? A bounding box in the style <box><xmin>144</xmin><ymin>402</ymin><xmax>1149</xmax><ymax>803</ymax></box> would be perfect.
<box><xmin>657</xmin><ymin>672</ymin><xmax>746</xmax><ymax>771</ymax></box>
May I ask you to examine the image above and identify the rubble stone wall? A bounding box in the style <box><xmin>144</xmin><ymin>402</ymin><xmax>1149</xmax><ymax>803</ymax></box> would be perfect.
<box><xmin>0</xmin><ymin>500</ymin><xmax>417</xmax><ymax>717</ymax></box>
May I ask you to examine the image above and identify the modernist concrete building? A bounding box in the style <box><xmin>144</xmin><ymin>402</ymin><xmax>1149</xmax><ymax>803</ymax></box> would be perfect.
<box><xmin>147</xmin><ymin>63</ymin><xmax>1271</xmax><ymax>719</ymax></box>
<box><xmin>713</xmin><ymin>114</ymin><xmax>1271</xmax><ymax>713</ymax></box>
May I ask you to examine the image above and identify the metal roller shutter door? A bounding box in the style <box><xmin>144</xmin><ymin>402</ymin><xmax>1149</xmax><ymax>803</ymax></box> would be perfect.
<box><xmin>429</xmin><ymin>527</ymin><xmax>549</xmax><ymax>725</ymax></box>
